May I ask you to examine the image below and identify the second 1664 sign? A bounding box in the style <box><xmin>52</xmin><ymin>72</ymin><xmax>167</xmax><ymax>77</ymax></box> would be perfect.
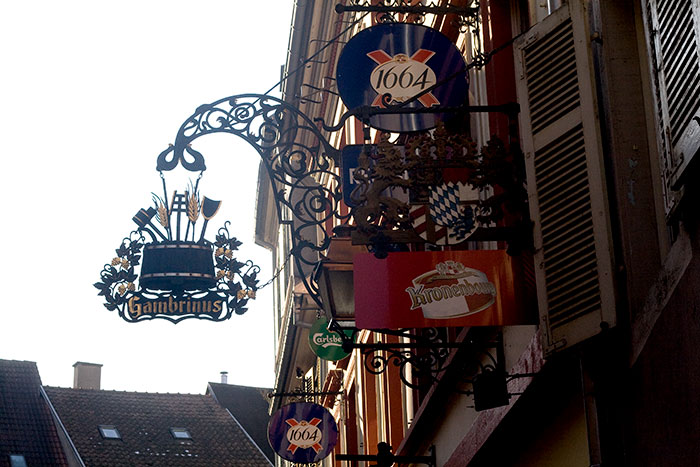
<box><xmin>268</xmin><ymin>402</ymin><xmax>339</xmax><ymax>463</ymax></box>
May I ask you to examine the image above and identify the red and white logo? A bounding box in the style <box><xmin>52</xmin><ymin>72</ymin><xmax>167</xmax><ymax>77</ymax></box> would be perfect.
<box><xmin>405</xmin><ymin>261</ymin><xmax>497</xmax><ymax>319</ymax></box>
<box><xmin>367</xmin><ymin>49</ymin><xmax>439</xmax><ymax>108</ymax></box>
<box><xmin>286</xmin><ymin>418</ymin><xmax>323</xmax><ymax>454</ymax></box>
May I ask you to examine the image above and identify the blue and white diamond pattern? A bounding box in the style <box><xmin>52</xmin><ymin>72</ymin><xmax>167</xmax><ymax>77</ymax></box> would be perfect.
<box><xmin>411</xmin><ymin>182</ymin><xmax>480</xmax><ymax>245</ymax></box>
<box><xmin>429</xmin><ymin>182</ymin><xmax>461</xmax><ymax>226</ymax></box>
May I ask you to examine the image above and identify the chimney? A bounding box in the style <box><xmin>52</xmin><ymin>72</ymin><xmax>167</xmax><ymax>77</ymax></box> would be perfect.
<box><xmin>220</xmin><ymin>371</ymin><xmax>228</xmax><ymax>384</ymax></box>
<box><xmin>73</xmin><ymin>362</ymin><xmax>102</xmax><ymax>390</ymax></box>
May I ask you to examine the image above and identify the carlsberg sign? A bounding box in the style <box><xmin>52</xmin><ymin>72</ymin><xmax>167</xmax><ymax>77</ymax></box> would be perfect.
<box><xmin>308</xmin><ymin>317</ymin><xmax>354</xmax><ymax>361</ymax></box>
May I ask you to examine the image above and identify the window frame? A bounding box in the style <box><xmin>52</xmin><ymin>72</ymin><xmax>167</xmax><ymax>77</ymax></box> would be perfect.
<box><xmin>9</xmin><ymin>455</ymin><xmax>28</xmax><ymax>467</ymax></box>
<box><xmin>169</xmin><ymin>427</ymin><xmax>192</xmax><ymax>440</ymax></box>
<box><xmin>98</xmin><ymin>425</ymin><xmax>122</xmax><ymax>439</ymax></box>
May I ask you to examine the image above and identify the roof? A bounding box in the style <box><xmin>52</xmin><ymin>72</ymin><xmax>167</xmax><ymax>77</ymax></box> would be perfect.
<box><xmin>0</xmin><ymin>359</ymin><xmax>68</xmax><ymax>467</ymax></box>
<box><xmin>206</xmin><ymin>383</ymin><xmax>274</xmax><ymax>463</ymax></box>
<box><xmin>43</xmin><ymin>387</ymin><xmax>273</xmax><ymax>467</ymax></box>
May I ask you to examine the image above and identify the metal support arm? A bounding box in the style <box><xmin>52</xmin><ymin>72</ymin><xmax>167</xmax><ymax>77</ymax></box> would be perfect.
<box><xmin>337</xmin><ymin>443</ymin><xmax>436</xmax><ymax>467</ymax></box>
<box><xmin>330</xmin><ymin>324</ymin><xmax>539</xmax><ymax>410</ymax></box>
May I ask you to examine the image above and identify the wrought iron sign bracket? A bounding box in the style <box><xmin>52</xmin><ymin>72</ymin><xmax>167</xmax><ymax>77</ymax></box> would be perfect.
<box><xmin>335</xmin><ymin>2</ymin><xmax>479</xmax><ymax>17</ymax></box>
<box><xmin>267</xmin><ymin>389</ymin><xmax>345</xmax><ymax>409</ymax></box>
<box><xmin>315</xmin><ymin>102</ymin><xmax>520</xmax><ymax>133</ymax></box>
<box><xmin>159</xmin><ymin>94</ymin><xmax>353</xmax><ymax>313</ymax></box>
<box><xmin>329</xmin><ymin>323</ymin><xmax>538</xmax><ymax>410</ymax></box>
<box><xmin>337</xmin><ymin>442</ymin><xmax>436</xmax><ymax>467</ymax></box>
<box><xmin>267</xmin><ymin>390</ymin><xmax>345</xmax><ymax>399</ymax></box>
<box><xmin>335</xmin><ymin>0</ymin><xmax>480</xmax><ymax>32</ymax></box>
<box><xmin>155</xmin><ymin>92</ymin><xmax>523</xmax><ymax>312</ymax></box>
<box><xmin>102</xmin><ymin>13</ymin><xmax>526</xmax><ymax>317</ymax></box>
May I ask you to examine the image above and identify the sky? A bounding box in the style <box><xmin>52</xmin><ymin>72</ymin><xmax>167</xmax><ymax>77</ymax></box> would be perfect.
<box><xmin>0</xmin><ymin>1</ymin><xmax>294</xmax><ymax>394</ymax></box>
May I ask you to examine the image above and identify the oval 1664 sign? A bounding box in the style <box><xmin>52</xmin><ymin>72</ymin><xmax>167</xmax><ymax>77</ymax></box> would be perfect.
<box><xmin>336</xmin><ymin>23</ymin><xmax>468</xmax><ymax>133</ymax></box>
<box><xmin>267</xmin><ymin>402</ymin><xmax>338</xmax><ymax>463</ymax></box>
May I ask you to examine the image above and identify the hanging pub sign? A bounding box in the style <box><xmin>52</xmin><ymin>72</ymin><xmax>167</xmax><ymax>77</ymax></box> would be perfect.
<box><xmin>354</xmin><ymin>250</ymin><xmax>533</xmax><ymax>329</ymax></box>
<box><xmin>309</xmin><ymin>317</ymin><xmax>354</xmax><ymax>361</ymax></box>
<box><xmin>94</xmin><ymin>145</ymin><xmax>260</xmax><ymax>323</ymax></box>
<box><xmin>342</xmin><ymin>131</ymin><xmax>495</xmax><ymax>249</ymax></box>
<box><xmin>268</xmin><ymin>402</ymin><xmax>339</xmax><ymax>464</ymax></box>
<box><xmin>336</xmin><ymin>23</ymin><xmax>468</xmax><ymax>132</ymax></box>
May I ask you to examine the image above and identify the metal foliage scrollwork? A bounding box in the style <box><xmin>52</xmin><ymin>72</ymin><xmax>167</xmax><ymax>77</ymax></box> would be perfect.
<box><xmin>94</xmin><ymin>230</ymin><xmax>144</xmax><ymax>312</ymax></box>
<box><xmin>171</xmin><ymin>94</ymin><xmax>350</xmax><ymax>307</ymax></box>
<box><xmin>362</xmin><ymin>328</ymin><xmax>453</xmax><ymax>390</ymax></box>
<box><xmin>213</xmin><ymin>222</ymin><xmax>260</xmax><ymax>314</ymax></box>
<box><xmin>339</xmin><ymin>0</ymin><xmax>481</xmax><ymax>32</ymax></box>
<box><xmin>350</xmin><ymin>123</ymin><xmax>528</xmax><ymax>255</ymax></box>
<box><xmin>348</xmin><ymin>328</ymin><xmax>505</xmax><ymax>395</ymax></box>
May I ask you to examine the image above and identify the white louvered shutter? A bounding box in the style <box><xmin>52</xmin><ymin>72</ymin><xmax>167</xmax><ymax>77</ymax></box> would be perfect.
<box><xmin>514</xmin><ymin>2</ymin><xmax>616</xmax><ymax>355</ymax></box>
<box><xmin>643</xmin><ymin>0</ymin><xmax>700</xmax><ymax>208</ymax></box>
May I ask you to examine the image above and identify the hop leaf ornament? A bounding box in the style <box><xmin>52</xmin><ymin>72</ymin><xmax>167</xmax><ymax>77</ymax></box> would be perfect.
<box><xmin>236</xmin><ymin>289</ymin><xmax>257</xmax><ymax>300</ymax></box>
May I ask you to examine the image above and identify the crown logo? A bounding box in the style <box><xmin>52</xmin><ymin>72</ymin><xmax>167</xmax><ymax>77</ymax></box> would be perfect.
<box><xmin>435</xmin><ymin>261</ymin><xmax>466</xmax><ymax>276</ymax></box>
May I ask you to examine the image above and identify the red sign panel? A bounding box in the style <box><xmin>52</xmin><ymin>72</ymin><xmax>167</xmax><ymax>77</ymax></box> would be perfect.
<box><xmin>354</xmin><ymin>250</ymin><xmax>531</xmax><ymax>329</ymax></box>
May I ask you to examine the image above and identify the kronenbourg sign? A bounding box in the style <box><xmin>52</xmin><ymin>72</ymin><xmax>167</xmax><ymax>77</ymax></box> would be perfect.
<box><xmin>309</xmin><ymin>317</ymin><xmax>354</xmax><ymax>361</ymax></box>
<box><xmin>336</xmin><ymin>23</ymin><xmax>468</xmax><ymax>133</ymax></box>
<box><xmin>354</xmin><ymin>250</ymin><xmax>534</xmax><ymax>329</ymax></box>
<box><xmin>268</xmin><ymin>402</ymin><xmax>338</xmax><ymax>463</ymax></box>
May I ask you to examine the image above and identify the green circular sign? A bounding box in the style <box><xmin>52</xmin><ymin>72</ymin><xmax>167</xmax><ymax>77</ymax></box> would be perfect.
<box><xmin>308</xmin><ymin>317</ymin><xmax>354</xmax><ymax>361</ymax></box>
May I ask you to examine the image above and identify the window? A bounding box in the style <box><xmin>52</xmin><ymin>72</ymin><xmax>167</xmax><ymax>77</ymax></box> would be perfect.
<box><xmin>9</xmin><ymin>455</ymin><xmax>27</xmax><ymax>467</ymax></box>
<box><xmin>522</xmin><ymin>0</ymin><xmax>563</xmax><ymax>27</ymax></box>
<box><xmin>170</xmin><ymin>427</ymin><xmax>192</xmax><ymax>439</ymax></box>
<box><xmin>98</xmin><ymin>425</ymin><xmax>121</xmax><ymax>439</ymax></box>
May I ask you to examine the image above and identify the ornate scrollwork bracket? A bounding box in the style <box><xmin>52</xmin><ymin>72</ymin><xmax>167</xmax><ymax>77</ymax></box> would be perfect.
<box><xmin>330</xmin><ymin>323</ymin><xmax>538</xmax><ymax>410</ymax></box>
<box><xmin>169</xmin><ymin>94</ymin><xmax>352</xmax><ymax>308</ymax></box>
<box><xmin>339</xmin><ymin>103</ymin><xmax>531</xmax><ymax>257</ymax></box>
<box><xmin>336</xmin><ymin>0</ymin><xmax>480</xmax><ymax>33</ymax></box>
<box><xmin>267</xmin><ymin>389</ymin><xmax>345</xmax><ymax>405</ymax></box>
<box><xmin>337</xmin><ymin>443</ymin><xmax>437</xmax><ymax>467</ymax></box>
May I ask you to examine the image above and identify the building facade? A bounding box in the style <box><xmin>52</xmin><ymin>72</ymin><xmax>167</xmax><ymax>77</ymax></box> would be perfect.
<box><xmin>257</xmin><ymin>0</ymin><xmax>700</xmax><ymax>466</ymax></box>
